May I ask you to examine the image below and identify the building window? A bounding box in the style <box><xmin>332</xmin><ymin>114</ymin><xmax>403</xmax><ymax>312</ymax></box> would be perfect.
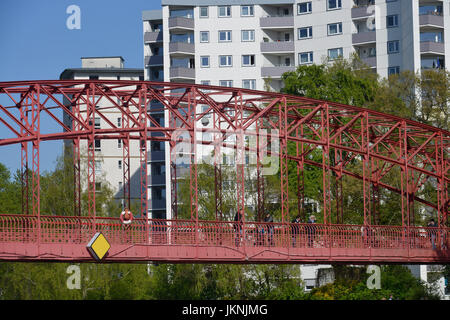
<box><xmin>387</xmin><ymin>40</ymin><xmax>399</xmax><ymax>54</ymax></box>
<box><xmin>200</xmin><ymin>6</ymin><xmax>208</xmax><ymax>18</ymax></box>
<box><xmin>200</xmin><ymin>31</ymin><xmax>209</xmax><ymax>43</ymax></box>
<box><xmin>298</xmin><ymin>2</ymin><xmax>312</xmax><ymax>14</ymax></box>
<box><xmin>388</xmin><ymin>66</ymin><xmax>400</xmax><ymax>75</ymax></box>
<box><xmin>94</xmin><ymin>117</ymin><xmax>100</xmax><ymax>129</ymax></box>
<box><xmin>241</xmin><ymin>5</ymin><xmax>254</xmax><ymax>17</ymax></box>
<box><xmin>117</xmin><ymin>118</ymin><xmax>121</xmax><ymax>128</ymax></box>
<box><xmin>298</xmin><ymin>26</ymin><xmax>313</xmax><ymax>39</ymax></box>
<box><xmin>118</xmin><ymin>139</ymin><xmax>122</xmax><ymax>148</ymax></box>
<box><xmin>242</xmin><ymin>79</ymin><xmax>256</xmax><ymax>90</ymax></box>
<box><xmin>218</xmin><ymin>6</ymin><xmax>231</xmax><ymax>17</ymax></box>
<box><xmin>327</xmin><ymin>0</ymin><xmax>342</xmax><ymax>10</ymax></box>
<box><xmin>200</xmin><ymin>56</ymin><xmax>210</xmax><ymax>68</ymax></box>
<box><xmin>118</xmin><ymin>160</ymin><xmax>122</xmax><ymax>170</ymax></box>
<box><xmin>219</xmin><ymin>80</ymin><xmax>233</xmax><ymax>87</ymax></box>
<box><xmin>95</xmin><ymin>160</ymin><xmax>101</xmax><ymax>172</ymax></box>
<box><xmin>327</xmin><ymin>22</ymin><xmax>342</xmax><ymax>36</ymax></box>
<box><xmin>94</xmin><ymin>139</ymin><xmax>101</xmax><ymax>151</ymax></box>
<box><xmin>219</xmin><ymin>55</ymin><xmax>232</xmax><ymax>67</ymax></box>
<box><xmin>200</xmin><ymin>80</ymin><xmax>210</xmax><ymax>86</ymax></box>
<box><xmin>387</xmin><ymin>15</ymin><xmax>399</xmax><ymax>28</ymax></box>
<box><xmin>241</xmin><ymin>30</ymin><xmax>255</xmax><ymax>42</ymax></box>
<box><xmin>328</xmin><ymin>47</ymin><xmax>343</xmax><ymax>60</ymax></box>
<box><xmin>89</xmin><ymin>75</ymin><xmax>99</xmax><ymax>80</ymax></box>
<box><xmin>242</xmin><ymin>55</ymin><xmax>255</xmax><ymax>67</ymax></box>
<box><xmin>219</xmin><ymin>30</ymin><xmax>232</xmax><ymax>42</ymax></box>
<box><xmin>119</xmin><ymin>181</ymin><xmax>122</xmax><ymax>190</ymax></box>
<box><xmin>299</xmin><ymin>52</ymin><xmax>313</xmax><ymax>65</ymax></box>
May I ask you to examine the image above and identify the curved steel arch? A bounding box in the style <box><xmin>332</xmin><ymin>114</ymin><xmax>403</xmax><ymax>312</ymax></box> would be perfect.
<box><xmin>0</xmin><ymin>80</ymin><xmax>448</xmax><ymax>231</ymax></box>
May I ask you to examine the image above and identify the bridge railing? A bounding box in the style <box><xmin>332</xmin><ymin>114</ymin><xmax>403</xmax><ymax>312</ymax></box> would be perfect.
<box><xmin>0</xmin><ymin>214</ymin><xmax>448</xmax><ymax>250</ymax></box>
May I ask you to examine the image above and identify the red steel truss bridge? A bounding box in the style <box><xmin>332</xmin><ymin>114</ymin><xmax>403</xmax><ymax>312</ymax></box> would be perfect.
<box><xmin>0</xmin><ymin>80</ymin><xmax>448</xmax><ymax>264</ymax></box>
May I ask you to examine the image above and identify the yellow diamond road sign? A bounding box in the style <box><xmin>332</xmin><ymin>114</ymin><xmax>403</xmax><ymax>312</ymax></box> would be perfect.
<box><xmin>87</xmin><ymin>232</ymin><xmax>111</xmax><ymax>261</ymax></box>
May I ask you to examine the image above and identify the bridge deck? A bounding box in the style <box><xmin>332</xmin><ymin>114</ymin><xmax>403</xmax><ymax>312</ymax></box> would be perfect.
<box><xmin>0</xmin><ymin>215</ymin><xmax>449</xmax><ymax>264</ymax></box>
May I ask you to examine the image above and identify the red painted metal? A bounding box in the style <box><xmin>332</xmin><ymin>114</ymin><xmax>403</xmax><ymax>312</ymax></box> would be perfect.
<box><xmin>0</xmin><ymin>214</ymin><xmax>448</xmax><ymax>263</ymax></box>
<box><xmin>0</xmin><ymin>80</ymin><xmax>448</xmax><ymax>264</ymax></box>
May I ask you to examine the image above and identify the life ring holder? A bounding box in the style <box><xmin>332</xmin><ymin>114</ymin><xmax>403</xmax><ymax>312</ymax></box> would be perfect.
<box><xmin>120</xmin><ymin>209</ymin><xmax>133</xmax><ymax>225</ymax></box>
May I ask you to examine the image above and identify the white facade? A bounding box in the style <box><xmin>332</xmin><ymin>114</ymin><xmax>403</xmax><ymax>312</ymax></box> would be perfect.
<box><xmin>144</xmin><ymin>0</ymin><xmax>449</xmax><ymax>91</ymax></box>
<box><xmin>143</xmin><ymin>1</ymin><xmax>449</xmax><ymax>295</ymax></box>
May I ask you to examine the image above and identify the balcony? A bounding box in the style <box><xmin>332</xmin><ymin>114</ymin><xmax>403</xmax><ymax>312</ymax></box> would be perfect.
<box><xmin>361</xmin><ymin>56</ymin><xmax>377</xmax><ymax>68</ymax></box>
<box><xmin>261</xmin><ymin>65</ymin><xmax>296</xmax><ymax>79</ymax></box>
<box><xmin>148</xmin><ymin>198</ymin><xmax>166</xmax><ymax>210</ymax></box>
<box><xmin>419</xmin><ymin>14</ymin><xmax>444</xmax><ymax>28</ymax></box>
<box><xmin>149</xmin><ymin>174</ymin><xmax>166</xmax><ymax>186</ymax></box>
<box><xmin>169</xmin><ymin>42</ymin><xmax>195</xmax><ymax>55</ymax></box>
<box><xmin>149</xmin><ymin>150</ymin><xmax>165</xmax><ymax>162</ymax></box>
<box><xmin>352</xmin><ymin>31</ymin><xmax>376</xmax><ymax>45</ymax></box>
<box><xmin>420</xmin><ymin>41</ymin><xmax>445</xmax><ymax>55</ymax></box>
<box><xmin>145</xmin><ymin>55</ymin><xmax>163</xmax><ymax>66</ymax></box>
<box><xmin>168</xmin><ymin>17</ymin><xmax>194</xmax><ymax>30</ymax></box>
<box><xmin>351</xmin><ymin>6</ymin><xmax>375</xmax><ymax>20</ymax></box>
<box><xmin>260</xmin><ymin>16</ymin><xmax>294</xmax><ymax>29</ymax></box>
<box><xmin>170</xmin><ymin>67</ymin><xmax>195</xmax><ymax>80</ymax></box>
<box><xmin>260</xmin><ymin>41</ymin><xmax>294</xmax><ymax>53</ymax></box>
<box><xmin>144</xmin><ymin>31</ymin><xmax>163</xmax><ymax>43</ymax></box>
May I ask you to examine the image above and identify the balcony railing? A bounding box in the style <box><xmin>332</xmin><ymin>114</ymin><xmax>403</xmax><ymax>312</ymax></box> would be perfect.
<box><xmin>149</xmin><ymin>175</ymin><xmax>166</xmax><ymax>186</ymax></box>
<box><xmin>170</xmin><ymin>67</ymin><xmax>195</xmax><ymax>80</ymax></box>
<box><xmin>260</xmin><ymin>41</ymin><xmax>294</xmax><ymax>53</ymax></box>
<box><xmin>261</xmin><ymin>65</ymin><xmax>296</xmax><ymax>78</ymax></box>
<box><xmin>420</xmin><ymin>41</ymin><xmax>445</xmax><ymax>55</ymax></box>
<box><xmin>260</xmin><ymin>16</ymin><xmax>294</xmax><ymax>28</ymax></box>
<box><xmin>419</xmin><ymin>14</ymin><xmax>444</xmax><ymax>27</ymax></box>
<box><xmin>145</xmin><ymin>55</ymin><xmax>163</xmax><ymax>66</ymax></box>
<box><xmin>351</xmin><ymin>6</ymin><xmax>375</xmax><ymax>19</ymax></box>
<box><xmin>144</xmin><ymin>31</ymin><xmax>163</xmax><ymax>43</ymax></box>
<box><xmin>168</xmin><ymin>17</ymin><xmax>194</xmax><ymax>30</ymax></box>
<box><xmin>352</xmin><ymin>31</ymin><xmax>376</xmax><ymax>45</ymax></box>
<box><xmin>360</xmin><ymin>56</ymin><xmax>377</xmax><ymax>68</ymax></box>
<box><xmin>169</xmin><ymin>42</ymin><xmax>195</xmax><ymax>55</ymax></box>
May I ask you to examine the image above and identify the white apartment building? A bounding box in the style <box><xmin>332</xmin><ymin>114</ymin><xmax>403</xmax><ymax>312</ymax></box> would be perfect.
<box><xmin>144</xmin><ymin>0</ymin><xmax>449</xmax><ymax>92</ymax></box>
<box><xmin>60</xmin><ymin>57</ymin><xmax>145</xmax><ymax>211</ymax></box>
<box><xmin>142</xmin><ymin>0</ymin><xmax>449</xmax><ymax>295</ymax></box>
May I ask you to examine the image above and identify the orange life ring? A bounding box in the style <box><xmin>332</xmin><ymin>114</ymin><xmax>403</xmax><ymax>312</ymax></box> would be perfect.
<box><xmin>120</xmin><ymin>209</ymin><xmax>133</xmax><ymax>225</ymax></box>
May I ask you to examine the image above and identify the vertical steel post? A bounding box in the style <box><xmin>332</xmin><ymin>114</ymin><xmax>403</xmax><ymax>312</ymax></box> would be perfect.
<box><xmin>73</xmin><ymin>96</ymin><xmax>81</xmax><ymax>217</ymax></box>
<box><xmin>213</xmin><ymin>109</ymin><xmax>223</xmax><ymax>221</ymax></box>
<box><xmin>122</xmin><ymin>99</ymin><xmax>131</xmax><ymax>211</ymax></box>
<box><xmin>321</xmin><ymin>105</ymin><xmax>332</xmax><ymax>224</ymax></box>
<box><xmin>296</xmin><ymin>126</ymin><xmax>305</xmax><ymax>222</ymax></box>
<box><xmin>20</xmin><ymin>95</ymin><xmax>29</xmax><ymax>216</ymax></box>
<box><xmin>279</xmin><ymin>97</ymin><xmax>289</xmax><ymax>224</ymax></box>
<box><xmin>140</xmin><ymin>86</ymin><xmax>148</xmax><ymax>219</ymax></box>
<box><xmin>86</xmin><ymin>84</ymin><xmax>96</xmax><ymax>219</ymax></box>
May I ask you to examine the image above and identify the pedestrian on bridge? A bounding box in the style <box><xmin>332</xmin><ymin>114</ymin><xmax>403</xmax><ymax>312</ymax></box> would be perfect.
<box><xmin>264</xmin><ymin>213</ymin><xmax>274</xmax><ymax>246</ymax></box>
<box><xmin>291</xmin><ymin>215</ymin><xmax>301</xmax><ymax>247</ymax></box>
<box><xmin>234</xmin><ymin>211</ymin><xmax>243</xmax><ymax>247</ymax></box>
<box><xmin>307</xmin><ymin>215</ymin><xmax>316</xmax><ymax>247</ymax></box>
<box><xmin>427</xmin><ymin>218</ymin><xmax>437</xmax><ymax>250</ymax></box>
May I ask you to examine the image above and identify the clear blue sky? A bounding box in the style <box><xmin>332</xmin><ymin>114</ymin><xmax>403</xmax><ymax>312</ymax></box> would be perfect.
<box><xmin>0</xmin><ymin>0</ymin><xmax>160</xmax><ymax>174</ymax></box>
